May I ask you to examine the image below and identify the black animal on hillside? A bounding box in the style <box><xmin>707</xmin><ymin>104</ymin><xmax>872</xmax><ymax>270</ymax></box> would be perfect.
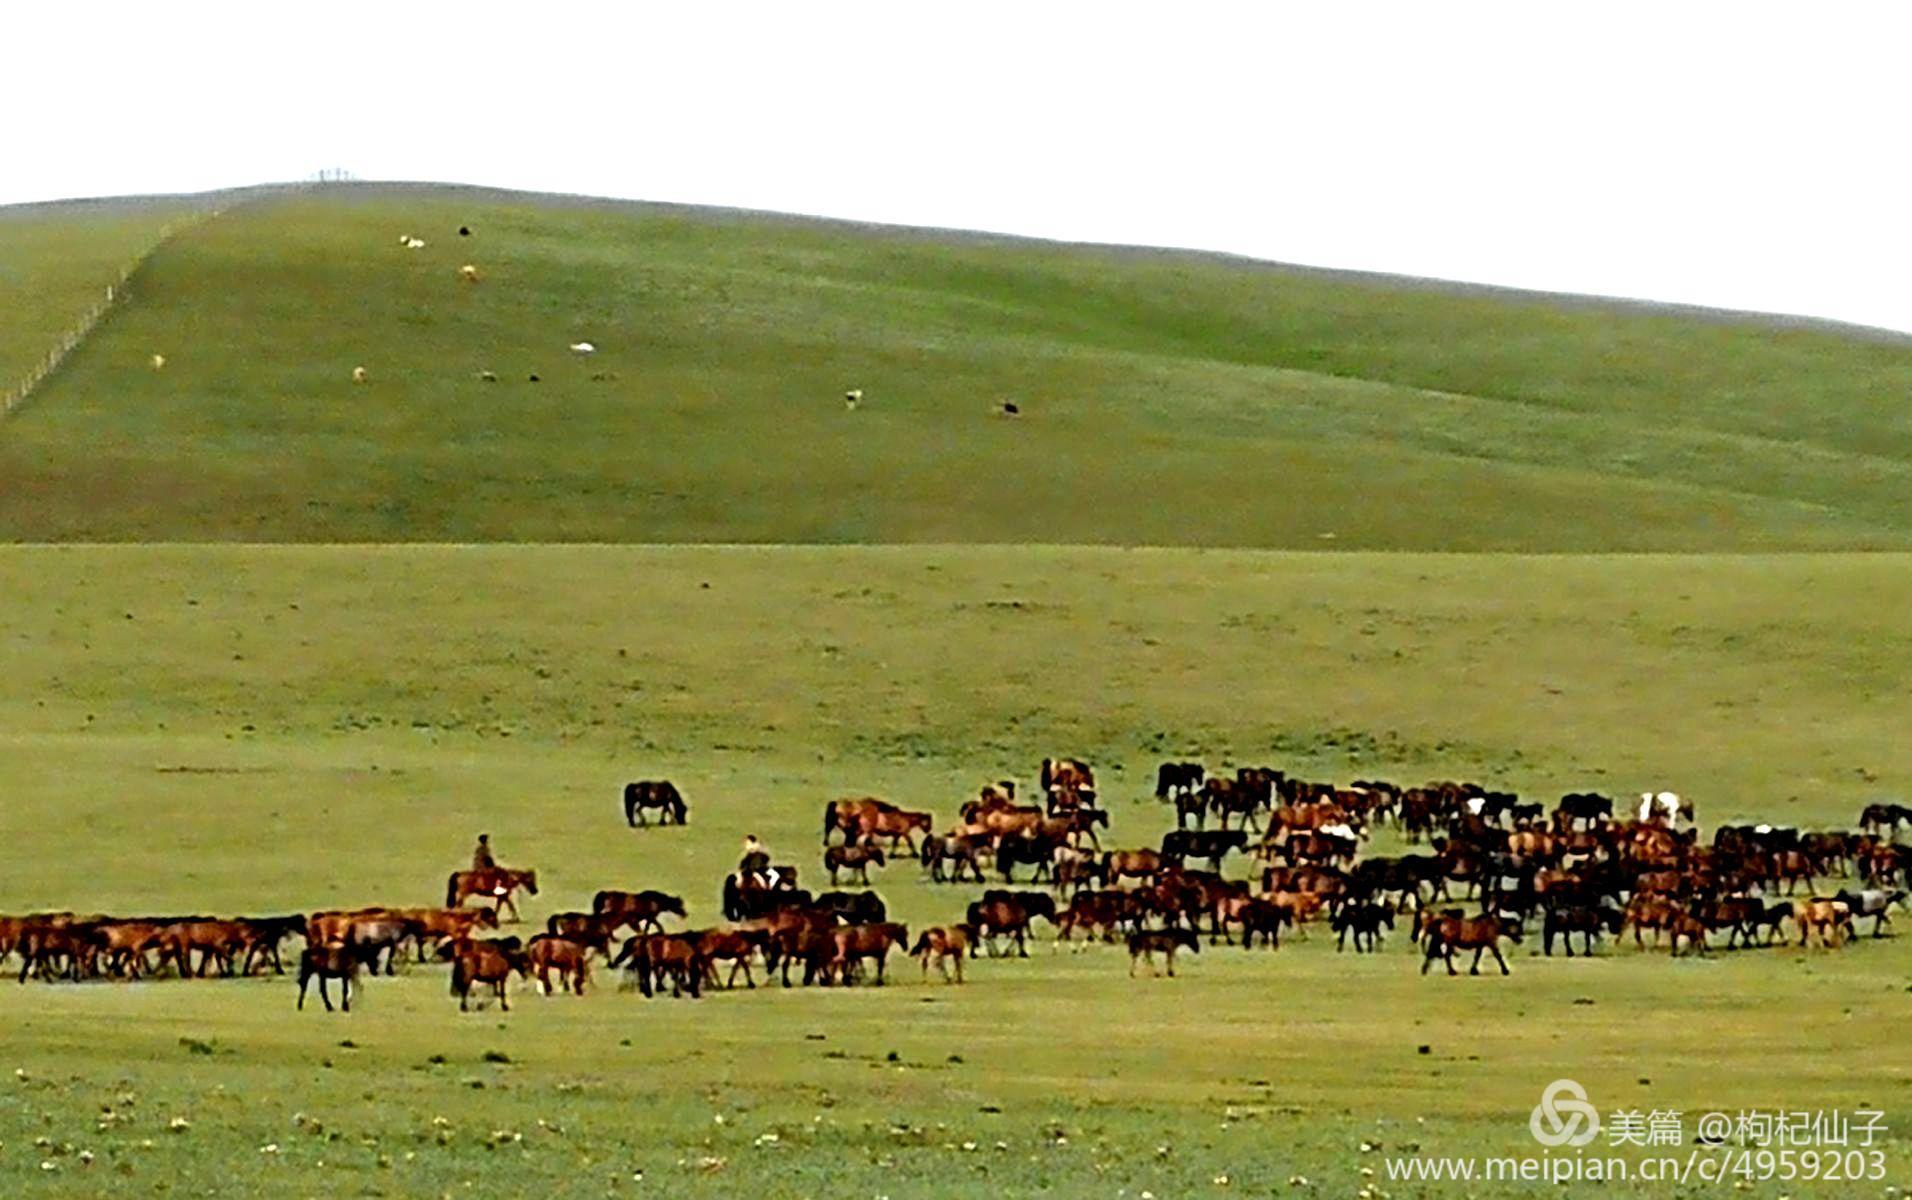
<box><xmin>624</xmin><ymin>781</ymin><xmax>688</xmax><ymax>826</ymax></box>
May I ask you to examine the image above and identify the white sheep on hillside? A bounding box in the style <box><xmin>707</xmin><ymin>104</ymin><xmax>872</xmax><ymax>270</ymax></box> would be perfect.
<box><xmin>352</xmin><ymin>366</ymin><xmax>368</xmax><ymax>384</ymax></box>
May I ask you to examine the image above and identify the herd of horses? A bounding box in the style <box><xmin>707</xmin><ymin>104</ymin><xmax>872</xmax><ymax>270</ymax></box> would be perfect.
<box><xmin>1</xmin><ymin>760</ymin><xmax>1905</xmax><ymax>1008</ymax></box>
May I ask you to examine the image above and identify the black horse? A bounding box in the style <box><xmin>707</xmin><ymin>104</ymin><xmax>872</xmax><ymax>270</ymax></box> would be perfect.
<box><xmin>624</xmin><ymin>780</ymin><xmax>687</xmax><ymax>826</ymax></box>
<box><xmin>1155</xmin><ymin>761</ymin><xmax>1205</xmax><ymax>799</ymax></box>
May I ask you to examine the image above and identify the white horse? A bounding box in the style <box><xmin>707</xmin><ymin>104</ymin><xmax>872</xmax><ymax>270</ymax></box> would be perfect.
<box><xmin>1638</xmin><ymin>791</ymin><xmax>1692</xmax><ymax>827</ymax></box>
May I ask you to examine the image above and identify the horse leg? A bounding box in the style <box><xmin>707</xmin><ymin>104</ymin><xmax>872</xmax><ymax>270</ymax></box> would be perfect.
<box><xmin>1469</xmin><ymin>946</ymin><xmax>1484</xmax><ymax>975</ymax></box>
<box><xmin>1492</xmin><ymin>944</ymin><xmax>1510</xmax><ymax>975</ymax></box>
<box><xmin>320</xmin><ymin>976</ymin><xmax>335</xmax><ymax>1012</ymax></box>
<box><xmin>1016</xmin><ymin>928</ymin><xmax>1028</xmax><ymax>958</ymax></box>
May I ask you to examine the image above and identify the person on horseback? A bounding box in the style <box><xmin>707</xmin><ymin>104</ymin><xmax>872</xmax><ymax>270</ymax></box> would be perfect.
<box><xmin>472</xmin><ymin>833</ymin><xmax>496</xmax><ymax>872</ymax></box>
<box><xmin>739</xmin><ymin>834</ymin><xmax>777</xmax><ymax>886</ymax></box>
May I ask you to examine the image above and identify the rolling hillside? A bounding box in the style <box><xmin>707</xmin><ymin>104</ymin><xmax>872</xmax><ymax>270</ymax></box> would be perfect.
<box><xmin>2</xmin><ymin>184</ymin><xmax>1907</xmax><ymax>547</ymax></box>
<box><xmin>0</xmin><ymin>194</ymin><xmax>209</xmax><ymax>396</ymax></box>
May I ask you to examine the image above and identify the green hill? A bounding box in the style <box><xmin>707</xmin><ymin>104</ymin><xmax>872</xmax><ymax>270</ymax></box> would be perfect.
<box><xmin>0</xmin><ymin>194</ymin><xmax>208</xmax><ymax>396</ymax></box>
<box><xmin>2</xmin><ymin>183</ymin><xmax>1908</xmax><ymax>547</ymax></box>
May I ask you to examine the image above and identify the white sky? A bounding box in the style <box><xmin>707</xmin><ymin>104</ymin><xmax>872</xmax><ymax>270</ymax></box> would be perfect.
<box><xmin>7</xmin><ymin>2</ymin><xmax>1910</xmax><ymax>331</ymax></box>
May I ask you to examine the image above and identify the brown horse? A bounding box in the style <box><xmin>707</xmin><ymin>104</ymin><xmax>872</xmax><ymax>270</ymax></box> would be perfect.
<box><xmin>613</xmin><ymin>933</ymin><xmax>706</xmax><ymax>998</ymax></box>
<box><xmin>965</xmin><ymin>893</ymin><xmax>1056</xmax><ymax>956</ymax></box>
<box><xmin>526</xmin><ymin>934</ymin><xmax>592</xmax><ymax>995</ymax></box>
<box><xmin>448</xmin><ymin>938</ymin><xmax>529</xmax><ymax>1010</ymax></box>
<box><xmin>297</xmin><ymin>944</ymin><xmax>360</xmax><ymax>1012</ymax></box>
<box><xmin>446</xmin><ymin>868</ymin><xmax>539</xmax><ymax>922</ymax></box>
<box><xmin>696</xmin><ymin>927</ymin><xmax>770</xmax><ymax>989</ymax></box>
<box><xmin>823</xmin><ymin>797</ymin><xmax>899</xmax><ymax>845</ymax></box>
<box><xmin>865</xmin><ymin>809</ymin><xmax>934</xmax><ymax>853</ymax></box>
<box><xmin>1420</xmin><ymin>913</ymin><xmax>1521</xmax><ymax>975</ymax></box>
<box><xmin>1793</xmin><ymin>898</ymin><xmax>1853</xmax><ymax>948</ymax></box>
<box><xmin>591</xmin><ymin>889</ymin><xmax>687</xmax><ymax>934</ymax></box>
<box><xmin>910</xmin><ymin>925</ymin><xmax>972</xmax><ymax>983</ymax></box>
<box><xmin>822</xmin><ymin>922</ymin><xmax>908</xmax><ymax>985</ymax></box>
<box><xmin>824</xmin><ymin>843</ymin><xmax>887</xmax><ymax>886</ymax></box>
<box><xmin>1102</xmin><ymin>849</ymin><xmax>1163</xmax><ymax>886</ymax></box>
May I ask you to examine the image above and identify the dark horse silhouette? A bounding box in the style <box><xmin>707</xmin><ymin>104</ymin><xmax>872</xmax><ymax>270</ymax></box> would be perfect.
<box><xmin>624</xmin><ymin>781</ymin><xmax>688</xmax><ymax>826</ymax></box>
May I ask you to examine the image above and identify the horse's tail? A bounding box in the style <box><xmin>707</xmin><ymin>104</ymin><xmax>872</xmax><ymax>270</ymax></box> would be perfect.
<box><xmin>722</xmin><ymin>876</ymin><xmax>740</xmax><ymax>922</ymax></box>
<box><xmin>822</xmin><ymin>802</ymin><xmax>837</xmax><ymax>841</ymax></box>
<box><xmin>446</xmin><ymin>873</ymin><xmax>461</xmax><ymax>908</ymax></box>
<box><xmin>623</xmin><ymin>783</ymin><xmax>637</xmax><ymax>825</ymax></box>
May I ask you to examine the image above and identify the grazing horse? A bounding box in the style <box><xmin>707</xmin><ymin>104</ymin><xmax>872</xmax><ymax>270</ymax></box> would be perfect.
<box><xmin>448</xmin><ymin>939</ymin><xmax>530</xmax><ymax>1010</ymax></box>
<box><xmin>995</xmin><ymin>833</ymin><xmax>1059</xmax><ymax>883</ymax></box>
<box><xmin>865</xmin><ymin>809</ymin><xmax>934</xmax><ymax>853</ymax></box>
<box><xmin>446</xmin><ymin>868</ymin><xmax>539</xmax><ymax>922</ymax></box>
<box><xmin>297</xmin><ymin>944</ymin><xmax>360</xmax><ymax>1012</ymax></box>
<box><xmin>238</xmin><ymin>915</ymin><xmax>307</xmax><ymax>975</ymax></box>
<box><xmin>526</xmin><ymin>934</ymin><xmax>592</xmax><ymax>995</ymax></box>
<box><xmin>910</xmin><ymin>925</ymin><xmax>973</xmax><ymax>983</ymax></box>
<box><xmin>1331</xmin><ymin>901</ymin><xmax>1394</xmax><ymax>953</ymax></box>
<box><xmin>1161</xmin><ymin>829</ymin><xmax>1247</xmax><ymax>871</ymax></box>
<box><xmin>1102</xmin><ymin>849</ymin><xmax>1164</xmax><ymax>886</ymax></box>
<box><xmin>614</xmin><ymin>933</ymin><xmax>707</xmax><ymax>998</ymax></box>
<box><xmin>1041</xmin><ymin>757</ymin><xmax>1095</xmax><ymax>798</ymax></box>
<box><xmin>623</xmin><ymin>780</ymin><xmax>688</xmax><ymax>826</ymax></box>
<box><xmin>823</xmin><ymin>922</ymin><xmax>909</xmax><ymax>986</ymax></box>
<box><xmin>696</xmin><ymin>927</ymin><xmax>770</xmax><ymax>989</ymax></box>
<box><xmin>544</xmin><ymin>912</ymin><xmax>618</xmax><ymax>955</ymax></box>
<box><xmin>966</xmin><ymin>893</ymin><xmax>1056</xmax><ymax>957</ymax></box>
<box><xmin>1666</xmin><ymin>910</ymin><xmax>1712</xmax><ymax>957</ymax></box>
<box><xmin>592</xmin><ymin>889</ymin><xmax>686</xmax><ymax>934</ymax></box>
<box><xmin>1859</xmin><ymin>803</ymin><xmax>1912</xmax><ymax>839</ymax></box>
<box><xmin>1128</xmin><ymin>928</ymin><xmax>1199</xmax><ymax>977</ymax></box>
<box><xmin>823</xmin><ymin>797</ymin><xmax>898</xmax><ymax>845</ymax></box>
<box><xmin>1555</xmin><ymin>793</ymin><xmax>1613</xmax><ymax>829</ymax></box>
<box><xmin>1420</xmin><ymin>913</ymin><xmax>1521</xmax><ymax>976</ymax></box>
<box><xmin>1155</xmin><ymin>762</ymin><xmax>1205</xmax><ymax>800</ymax></box>
<box><xmin>814</xmin><ymin>890</ymin><xmax>888</xmax><ymax>924</ymax></box>
<box><xmin>1542</xmin><ymin>904</ymin><xmax>1624</xmax><ymax>956</ymax></box>
<box><xmin>824</xmin><ymin>843</ymin><xmax>887</xmax><ymax>886</ymax></box>
<box><xmin>920</xmin><ymin>833</ymin><xmax>985</xmax><ymax>883</ymax></box>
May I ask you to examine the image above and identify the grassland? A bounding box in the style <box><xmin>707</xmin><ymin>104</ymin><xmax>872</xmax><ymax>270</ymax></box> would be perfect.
<box><xmin>2</xmin><ymin>186</ymin><xmax>1909</xmax><ymax>547</ymax></box>
<box><xmin>2</xmin><ymin>185</ymin><xmax>1909</xmax><ymax>1195</ymax></box>
<box><xmin>0</xmin><ymin>546</ymin><xmax>1906</xmax><ymax>1196</ymax></box>
<box><xmin>0</xmin><ymin>196</ymin><xmax>207</xmax><ymax>395</ymax></box>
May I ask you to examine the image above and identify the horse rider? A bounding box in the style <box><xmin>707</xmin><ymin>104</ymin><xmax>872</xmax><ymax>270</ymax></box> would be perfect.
<box><xmin>472</xmin><ymin>833</ymin><xmax>496</xmax><ymax>872</ymax></box>
<box><xmin>739</xmin><ymin>834</ymin><xmax>779</xmax><ymax>887</ymax></box>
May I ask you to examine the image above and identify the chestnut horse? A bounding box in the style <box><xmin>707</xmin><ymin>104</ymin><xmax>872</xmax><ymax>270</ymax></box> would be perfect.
<box><xmin>1420</xmin><ymin>913</ymin><xmax>1521</xmax><ymax>975</ymax></box>
<box><xmin>446</xmin><ymin>868</ymin><xmax>539</xmax><ymax>922</ymax></box>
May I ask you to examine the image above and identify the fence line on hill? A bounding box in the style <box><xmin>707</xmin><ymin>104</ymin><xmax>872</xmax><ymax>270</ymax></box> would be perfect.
<box><xmin>1</xmin><ymin>203</ymin><xmax>231</xmax><ymax>421</ymax></box>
